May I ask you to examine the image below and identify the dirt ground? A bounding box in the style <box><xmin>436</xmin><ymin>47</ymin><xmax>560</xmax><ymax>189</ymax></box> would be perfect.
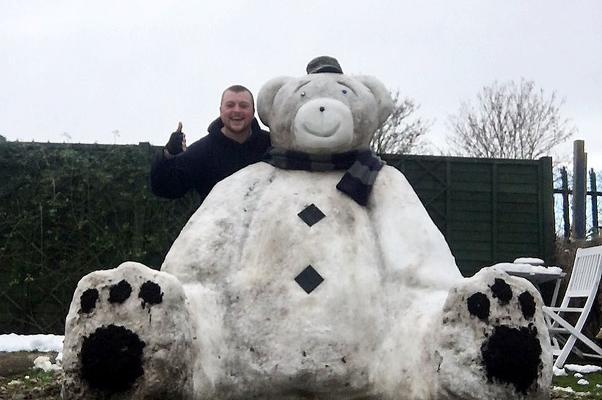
<box><xmin>0</xmin><ymin>352</ymin><xmax>62</xmax><ymax>400</ymax></box>
<box><xmin>0</xmin><ymin>351</ymin><xmax>585</xmax><ymax>400</ymax></box>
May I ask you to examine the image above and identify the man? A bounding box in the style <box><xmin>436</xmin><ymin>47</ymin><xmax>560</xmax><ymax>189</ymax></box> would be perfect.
<box><xmin>151</xmin><ymin>85</ymin><xmax>270</xmax><ymax>201</ymax></box>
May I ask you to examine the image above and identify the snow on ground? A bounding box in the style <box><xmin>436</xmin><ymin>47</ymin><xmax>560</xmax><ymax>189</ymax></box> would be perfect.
<box><xmin>565</xmin><ymin>364</ymin><xmax>602</xmax><ymax>374</ymax></box>
<box><xmin>33</xmin><ymin>355</ymin><xmax>62</xmax><ymax>372</ymax></box>
<box><xmin>0</xmin><ymin>334</ymin><xmax>63</xmax><ymax>353</ymax></box>
<box><xmin>553</xmin><ymin>364</ymin><xmax>602</xmax><ymax>377</ymax></box>
<box><xmin>553</xmin><ymin>386</ymin><xmax>575</xmax><ymax>393</ymax></box>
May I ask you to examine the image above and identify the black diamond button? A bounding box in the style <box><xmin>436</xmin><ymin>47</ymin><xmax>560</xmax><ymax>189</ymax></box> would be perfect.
<box><xmin>297</xmin><ymin>204</ymin><xmax>326</xmax><ymax>227</ymax></box>
<box><xmin>294</xmin><ymin>265</ymin><xmax>324</xmax><ymax>294</ymax></box>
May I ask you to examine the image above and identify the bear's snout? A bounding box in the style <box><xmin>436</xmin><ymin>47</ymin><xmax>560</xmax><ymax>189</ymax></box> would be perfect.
<box><xmin>292</xmin><ymin>98</ymin><xmax>354</xmax><ymax>152</ymax></box>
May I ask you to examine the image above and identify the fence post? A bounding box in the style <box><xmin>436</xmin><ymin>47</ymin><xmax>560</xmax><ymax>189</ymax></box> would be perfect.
<box><xmin>591</xmin><ymin>168</ymin><xmax>599</xmax><ymax>237</ymax></box>
<box><xmin>572</xmin><ymin>140</ymin><xmax>587</xmax><ymax>239</ymax></box>
<box><xmin>561</xmin><ymin>167</ymin><xmax>570</xmax><ymax>239</ymax></box>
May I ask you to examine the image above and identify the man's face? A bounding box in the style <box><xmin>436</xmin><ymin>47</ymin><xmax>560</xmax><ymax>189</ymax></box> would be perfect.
<box><xmin>220</xmin><ymin>90</ymin><xmax>254</xmax><ymax>136</ymax></box>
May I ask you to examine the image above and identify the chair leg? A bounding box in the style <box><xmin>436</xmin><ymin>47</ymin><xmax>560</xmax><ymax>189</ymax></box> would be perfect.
<box><xmin>554</xmin><ymin>336</ymin><xmax>577</xmax><ymax>369</ymax></box>
<box><xmin>545</xmin><ymin>311</ymin><xmax>602</xmax><ymax>369</ymax></box>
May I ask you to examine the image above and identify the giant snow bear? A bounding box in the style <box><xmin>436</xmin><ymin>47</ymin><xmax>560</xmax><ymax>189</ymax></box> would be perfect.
<box><xmin>62</xmin><ymin>57</ymin><xmax>552</xmax><ymax>400</ymax></box>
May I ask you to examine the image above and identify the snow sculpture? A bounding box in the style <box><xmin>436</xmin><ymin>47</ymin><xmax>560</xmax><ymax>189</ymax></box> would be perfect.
<box><xmin>62</xmin><ymin>57</ymin><xmax>552</xmax><ymax>399</ymax></box>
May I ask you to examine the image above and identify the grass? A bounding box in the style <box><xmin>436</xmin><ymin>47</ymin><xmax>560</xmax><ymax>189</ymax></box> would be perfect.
<box><xmin>0</xmin><ymin>368</ymin><xmax>62</xmax><ymax>399</ymax></box>
<box><xmin>552</xmin><ymin>369</ymin><xmax>602</xmax><ymax>399</ymax></box>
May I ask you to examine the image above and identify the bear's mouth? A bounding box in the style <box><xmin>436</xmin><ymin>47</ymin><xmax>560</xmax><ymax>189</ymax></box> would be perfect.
<box><xmin>300</xmin><ymin>121</ymin><xmax>340</xmax><ymax>138</ymax></box>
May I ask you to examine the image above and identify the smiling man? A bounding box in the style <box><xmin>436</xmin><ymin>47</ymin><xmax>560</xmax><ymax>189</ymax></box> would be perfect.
<box><xmin>151</xmin><ymin>85</ymin><xmax>271</xmax><ymax>201</ymax></box>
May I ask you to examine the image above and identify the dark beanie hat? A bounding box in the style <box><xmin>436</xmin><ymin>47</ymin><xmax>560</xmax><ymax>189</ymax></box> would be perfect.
<box><xmin>306</xmin><ymin>56</ymin><xmax>343</xmax><ymax>74</ymax></box>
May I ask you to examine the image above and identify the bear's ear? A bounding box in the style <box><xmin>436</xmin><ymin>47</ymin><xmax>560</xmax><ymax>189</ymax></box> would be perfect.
<box><xmin>257</xmin><ymin>76</ymin><xmax>293</xmax><ymax>127</ymax></box>
<box><xmin>355</xmin><ymin>75</ymin><xmax>394</xmax><ymax>127</ymax></box>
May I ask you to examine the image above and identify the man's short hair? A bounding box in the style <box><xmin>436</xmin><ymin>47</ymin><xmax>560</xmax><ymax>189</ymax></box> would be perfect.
<box><xmin>221</xmin><ymin>85</ymin><xmax>254</xmax><ymax>108</ymax></box>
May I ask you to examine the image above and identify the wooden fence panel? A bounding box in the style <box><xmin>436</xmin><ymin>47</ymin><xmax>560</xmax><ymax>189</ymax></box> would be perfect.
<box><xmin>383</xmin><ymin>154</ymin><xmax>555</xmax><ymax>277</ymax></box>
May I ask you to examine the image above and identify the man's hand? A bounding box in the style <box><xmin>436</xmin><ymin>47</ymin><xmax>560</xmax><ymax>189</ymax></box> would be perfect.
<box><xmin>164</xmin><ymin>122</ymin><xmax>187</xmax><ymax>158</ymax></box>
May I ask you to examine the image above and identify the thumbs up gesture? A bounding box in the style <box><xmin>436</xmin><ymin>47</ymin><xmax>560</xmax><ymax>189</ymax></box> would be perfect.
<box><xmin>165</xmin><ymin>122</ymin><xmax>187</xmax><ymax>156</ymax></box>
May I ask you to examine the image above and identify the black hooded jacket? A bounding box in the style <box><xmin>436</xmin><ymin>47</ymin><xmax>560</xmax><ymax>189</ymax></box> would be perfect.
<box><xmin>150</xmin><ymin>118</ymin><xmax>270</xmax><ymax>201</ymax></box>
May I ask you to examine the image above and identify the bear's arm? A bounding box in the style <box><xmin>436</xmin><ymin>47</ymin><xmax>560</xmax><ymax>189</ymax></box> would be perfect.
<box><xmin>368</xmin><ymin>166</ymin><xmax>463</xmax><ymax>289</ymax></box>
<box><xmin>160</xmin><ymin>162</ymin><xmax>276</xmax><ymax>284</ymax></box>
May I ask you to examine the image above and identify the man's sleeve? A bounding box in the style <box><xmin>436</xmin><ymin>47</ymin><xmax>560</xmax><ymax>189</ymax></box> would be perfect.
<box><xmin>150</xmin><ymin>150</ymin><xmax>197</xmax><ymax>199</ymax></box>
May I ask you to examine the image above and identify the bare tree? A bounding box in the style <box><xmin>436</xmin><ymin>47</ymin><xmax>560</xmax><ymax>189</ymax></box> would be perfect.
<box><xmin>447</xmin><ymin>79</ymin><xmax>575</xmax><ymax>159</ymax></box>
<box><xmin>370</xmin><ymin>90</ymin><xmax>431</xmax><ymax>155</ymax></box>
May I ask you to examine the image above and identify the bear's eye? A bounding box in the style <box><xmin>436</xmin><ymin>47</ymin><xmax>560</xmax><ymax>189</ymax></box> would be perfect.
<box><xmin>342</xmin><ymin>89</ymin><xmax>348</xmax><ymax>95</ymax></box>
<box><xmin>300</xmin><ymin>91</ymin><xmax>306</xmax><ymax>97</ymax></box>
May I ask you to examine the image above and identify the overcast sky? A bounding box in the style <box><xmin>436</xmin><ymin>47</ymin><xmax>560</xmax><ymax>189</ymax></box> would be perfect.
<box><xmin>2</xmin><ymin>0</ymin><xmax>601</xmax><ymax>167</ymax></box>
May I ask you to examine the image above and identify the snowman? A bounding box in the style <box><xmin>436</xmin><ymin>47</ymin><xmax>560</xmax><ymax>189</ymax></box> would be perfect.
<box><xmin>62</xmin><ymin>56</ymin><xmax>552</xmax><ymax>400</ymax></box>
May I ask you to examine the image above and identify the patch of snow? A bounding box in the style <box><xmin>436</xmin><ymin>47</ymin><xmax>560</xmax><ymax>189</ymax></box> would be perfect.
<box><xmin>553</xmin><ymin>386</ymin><xmax>575</xmax><ymax>392</ymax></box>
<box><xmin>577</xmin><ymin>378</ymin><xmax>590</xmax><ymax>385</ymax></box>
<box><xmin>553</xmin><ymin>366</ymin><xmax>568</xmax><ymax>376</ymax></box>
<box><xmin>0</xmin><ymin>334</ymin><xmax>63</xmax><ymax>352</ymax></box>
<box><xmin>7</xmin><ymin>380</ymin><xmax>22</xmax><ymax>386</ymax></box>
<box><xmin>575</xmin><ymin>372</ymin><xmax>584</xmax><ymax>378</ymax></box>
<box><xmin>514</xmin><ymin>257</ymin><xmax>545</xmax><ymax>265</ymax></box>
<box><xmin>552</xmin><ymin>386</ymin><xmax>591</xmax><ymax>397</ymax></box>
<box><xmin>565</xmin><ymin>364</ymin><xmax>602</xmax><ymax>374</ymax></box>
<box><xmin>33</xmin><ymin>355</ymin><xmax>61</xmax><ymax>372</ymax></box>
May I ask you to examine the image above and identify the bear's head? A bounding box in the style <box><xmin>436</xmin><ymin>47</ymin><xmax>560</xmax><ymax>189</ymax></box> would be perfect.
<box><xmin>258</xmin><ymin>57</ymin><xmax>393</xmax><ymax>154</ymax></box>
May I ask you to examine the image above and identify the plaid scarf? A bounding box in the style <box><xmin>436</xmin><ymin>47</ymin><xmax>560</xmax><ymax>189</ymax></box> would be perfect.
<box><xmin>264</xmin><ymin>148</ymin><xmax>384</xmax><ymax>206</ymax></box>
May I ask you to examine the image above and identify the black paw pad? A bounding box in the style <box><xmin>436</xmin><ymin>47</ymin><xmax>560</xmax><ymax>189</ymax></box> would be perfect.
<box><xmin>109</xmin><ymin>280</ymin><xmax>132</xmax><ymax>304</ymax></box>
<box><xmin>80</xmin><ymin>289</ymin><xmax>99</xmax><ymax>314</ymax></box>
<box><xmin>80</xmin><ymin>324</ymin><xmax>145</xmax><ymax>393</ymax></box>
<box><xmin>467</xmin><ymin>292</ymin><xmax>490</xmax><ymax>320</ymax></box>
<box><xmin>481</xmin><ymin>325</ymin><xmax>541</xmax><ymax>394</ymax></box>
<box><xmin>519</xmin><ymin>291</ymin><xmax>536</xmax><ymax>320</ymax></box>
<box><xmin>139</xmin><ymin>281</ymin><xmax>163</xmax><ymax>307</ymax></box>
<box><xmin>490</xmin><ymin>278</ymin><xmax>513</xmax><ymax>305</ymax></box>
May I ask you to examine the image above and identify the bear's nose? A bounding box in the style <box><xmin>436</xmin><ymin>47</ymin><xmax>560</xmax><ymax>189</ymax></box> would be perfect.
<box><xmin>319</xmin><ymin>106</ymin><xmax>325</xmax><ymax>112</ymax></box>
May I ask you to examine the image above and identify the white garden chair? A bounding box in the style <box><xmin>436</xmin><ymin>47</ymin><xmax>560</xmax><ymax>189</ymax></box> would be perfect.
<box><xmin>542</xmin><ymin>245</ymin><xmax>602</xmax><ymax>369</ymax></box>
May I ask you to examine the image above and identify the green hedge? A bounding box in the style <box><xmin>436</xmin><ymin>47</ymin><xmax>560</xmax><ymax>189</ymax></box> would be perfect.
<box><xmin>0</xmin><ymin>142</ymin><xmax>199</xmax><ymax>334</ymax></box>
